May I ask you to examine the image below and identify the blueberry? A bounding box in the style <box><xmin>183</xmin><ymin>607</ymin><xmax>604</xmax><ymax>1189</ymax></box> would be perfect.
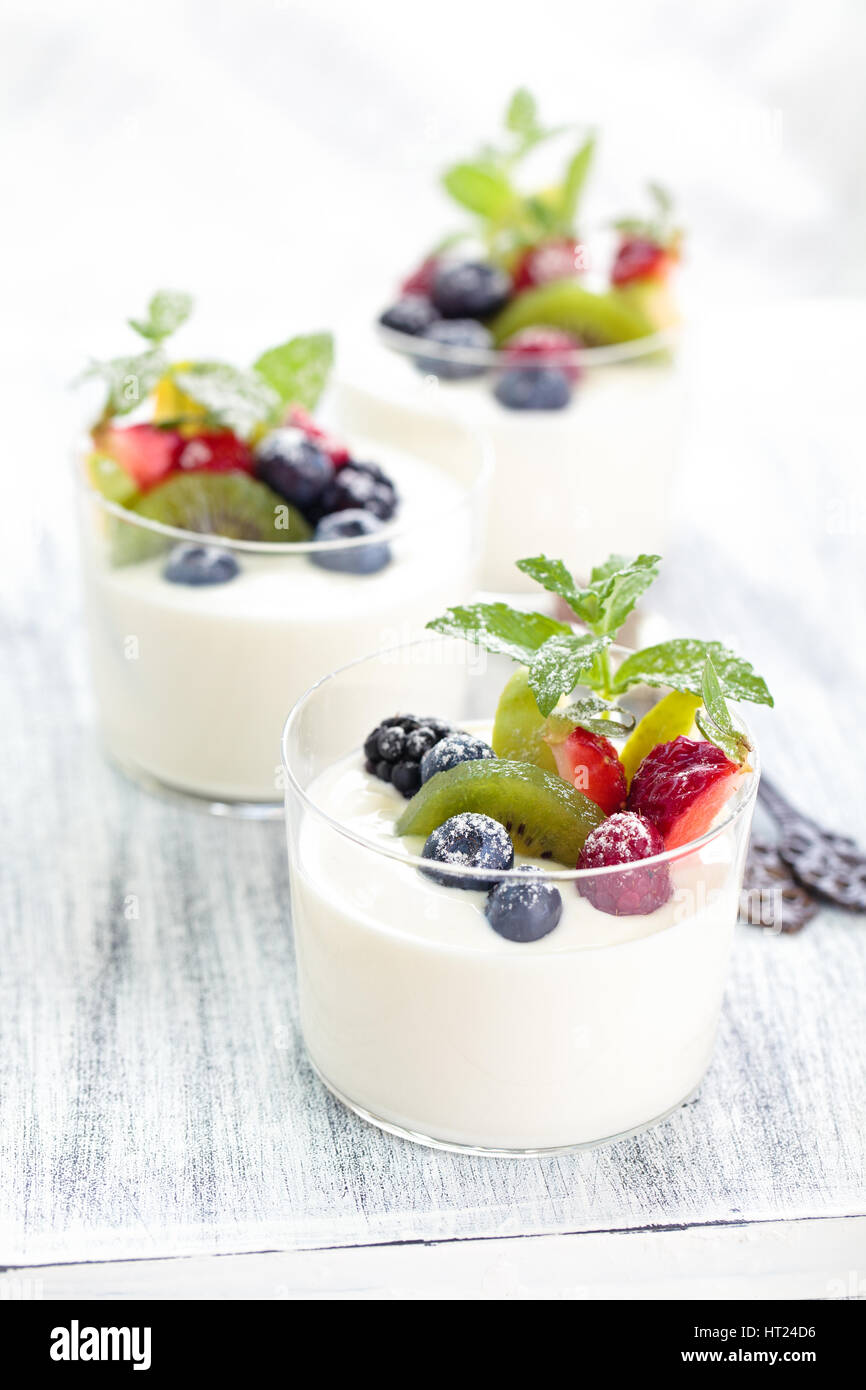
<box><xmin>404</xmin><ymin>727</ymin><xmax>437</xmax><ymax>761</ymax></box>
<box><xmin>314</xmin><ymin>461</ymin><xmax>398</xmax><ymax>523</ymax></box>
<box><xmin>415</xmin><ymin>320</ymin><xmax>492</xmax><ymax>381</ymax></box>
<box><xmin>422</xmin><ymin>813</ymin><xmax>514</xmax><ymax>891</ymax></box>
<box><xmin>379</xmin><ymin>295</ymin><xmax>439</xmax><ymax>336</ymax></box>
<box><xmin>376</xmin><ymin>726</ymin><xmax>406</xmax><ymax>762</ymax></box>
<box><xmin>255</xmin><ymin>428</ymin><xmax>334</xmax><ymax>512</ymax></box>
<box><xmin>420</xmin><ymin>731</ymin><xmax>496</xmax><ymax>784</ymax></box>
<box><xmin>485</xmin><ymin>867</ymin><xmax>563</xmax><ymax>943</ymax></box>
<box><xmin>494</xmin><ymin>366</ymin><xmax>572</xmax><ymax>411</ymax></box>
<box><xmin>431</xmin><ymin>262</ymin><xmax>511</xmax><ymax>320</ymax></box>
<box><xmin>310</xmin><ymin>509</ymin><xmax>391</xmax><ymax>575</ymax></box>
<box><xmin>391</xmin><ymin>760</ymin><xmax>422</xmax><ymax>797</ymax></box>
<box><xmin>163</xmin><ymin>543</ymin><xmax>240</xmax><ymax>587</ymax></box>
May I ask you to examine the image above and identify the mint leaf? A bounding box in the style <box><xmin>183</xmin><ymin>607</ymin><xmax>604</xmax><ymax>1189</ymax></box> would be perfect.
<box><xmin>128</xmin><ymin>290</ymin><xmax>193</xmax><ymax>344</ymax></box>
<box><xmin>426</xmin><ymin>603</ymin><xmax>570</xmax><ymax>665</ymax></box>
<box><xmin>558</xmin><ymin>135</ymin><xmax>595</xmax><ymax>229</ymax></box>
<box><xmin>173</xmin><ymin>362</ymin><xmax>278</xmax><ymax>437</ymax></box>
<box><xmin>441</xmin><ymin>162</ymin><xmax>517</xmax><ymax>220</ymax></box>
<box><xmin>254</xmin><ymin>332</ymin><xmax>334</xmax><ymax>413</ymax></box>
<box><xmin>506</xmin><ymin>88</ymin><xmax>539</xmax><ymax>138</ymax></box>
<box><xmin>546</xmin><ymin>695</ymin><xmax>635</xmax><ymax>742</ymax></box>
<box><xmin>516</xmin><ymin>552</ymin><xmax>660</xmax><ymax>636</ymax></box>
<box><xmin>528</xmin><ymin>633</ymin><xmax>612</xmax><ymax>716</ymax></box>
<box><xmin>82</xmin><ymin>347</ymin><xmax>167</xmax><ymax>418</ymax></box>
<box><xmin>697</xmin><ymin>656</ymin><xmax>751</xmax><ymax>763</ymax></box>
<box><xmin>613</xmin><ymin>639</ymin><xmax>774</xmax><ymax>707</ymax></box>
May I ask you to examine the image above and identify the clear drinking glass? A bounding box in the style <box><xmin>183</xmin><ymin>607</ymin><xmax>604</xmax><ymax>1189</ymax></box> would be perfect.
<box><xmin>77</xmin><ymin>408</ymin><xmax>490</xmax><ymax>814</ymax></box>
<box><xmin>282</xmin><ymin>634</ymin><xmax>758</xmax><ymax>1155</ymax></box>
<box><xmin>342</xmin><ymin>322</ymin><xmax>682</xmax><ymax>594</ymax></box>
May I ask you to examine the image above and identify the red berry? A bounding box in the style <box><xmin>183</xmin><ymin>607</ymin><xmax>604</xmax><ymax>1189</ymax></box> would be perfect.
<box><xmin>578</xmin><ymin>812</ymin><xmax>671</xmax><ymax>916</ymax></box>
<box><xmin>513</xmin><ymin>238</ymin><xmax>584</xmax><ymax>290</ymax></box>
<box><xmin>176</xmin><ymin>431</ymin><xmax>253</xmax><ymax>475</ymax></box>
<box><xmin>503</xmin><ymin>327</ymin><xmax>583</xmax><ymax>383</ymax></box>
<box><xmin>400</xmin><ymin>256</ymin><xmax>440</xmax><ymax>297</ymax></box>
<box><xmin>627</xmin><ymin>736</ymin><xmax>742</xmax><ymax>849</ymax></box>
<box><xmin>547</xmin><ymin>726</ymin><xmax>627</xmax><ymax>816</ymax></box>
<box><xmin>96</xmin><ymin>423</ymin><xmax>182</xmax><ymax>490</ymax></box>
<box><xmin>611</xmin><ymin>236</ymin><xmax>671</xmax><ymax>286</ymax></box>
<box><xmin>286</xmin><ymin>404</ymin><xmax>350</xmax><ymax>466</ymax></box>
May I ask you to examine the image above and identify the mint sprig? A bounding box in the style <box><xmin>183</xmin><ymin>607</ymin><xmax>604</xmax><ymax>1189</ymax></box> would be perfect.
<box><xmin>427</xmin><ymin>551</ymin><xmax>773</xmax><ymax>720</ymax></box>
<box><xmin>171</xmin><ymin>362</ymin><xmax>279</xmax><ymax>437</ymax></box>
<box><xmin>695</xmin><ymin>656</ymin><xmax>752</xmax><ymax>764</ymax></box>
<box><xmin>128</xmin><ymin>289</ymin><xmax>193</xmax><ymax>344</ymax></box>
<box><xmin>254</xmin><ymin>332</ymin><xmax>334</xmax><ymax>414</ymax></box>
<box><xmin>80</xmin><ymin>347</ymin><xmax>168</xmax><ymax>419</ymax></box>
<box><xmin>545</xmin><ymin>696</ymin><xmax>636</xmax><ymax>742</ymax></box>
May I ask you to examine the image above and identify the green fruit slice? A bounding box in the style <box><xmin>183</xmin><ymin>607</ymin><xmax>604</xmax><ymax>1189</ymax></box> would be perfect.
<box><xmin>620</xmin><ymin>690</ymin><xmax>701</xmax><ymax>787</ymax></box>
<box><xmin>396</xmin><ymin>759</ymin><xmax>605</xmax><ymax>866</ymax></box>
<box><xmin>491</xmin><ymin>667</ymin><xmax>557</xmax><ymax>774</ymax></box>
<box><xmin>87</xmin><ymin>452</ymin><xmax>140</xmax><ymax>507</ymax></box>
<box><xmin>110</xmin><ymin>472</ymin><xmax>311</xmax><ymax>566</ymax></box>
<box><xmin>491</xmin><ymin>282</ymin><xmax>654</xmax><ymax>347</ymax></box>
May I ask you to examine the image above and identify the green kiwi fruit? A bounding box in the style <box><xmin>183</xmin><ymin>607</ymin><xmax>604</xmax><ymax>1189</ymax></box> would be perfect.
<box><xmin>491</xmin><ymin>667</ymin><xmax>557</xmax><ymax>774</ymax></box>
<box><xmin>87</xmin><ymin>452</ymin><xmax>140</xmax><ymax>507</ymax></box>
<box><xmin>491</xmin><ymin>281</ymin><xmax>654</xmax><ymax>347</ymax></box>
<box><xmin>396</xmin><ymin>758</ymin><xmax>605</xmax><ymax>866</ymax></box>
<box><xmin>109</xmin><ymin>472</ymin><xmax>311</xmax><ymax>566</ymax></box>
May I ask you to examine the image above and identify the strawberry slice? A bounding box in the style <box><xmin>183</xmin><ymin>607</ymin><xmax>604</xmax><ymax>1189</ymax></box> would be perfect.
<box><xmin>286</xmin><ymin>404</ymin><xmax>350</xmax><ymax>466</ymax></box>
<box><xmin>546</xmin><ymin>725</ymin><xmax>627</xmax><ymax>816</ymax></box>
<box><xmin>95</xmin><ymin>423</ymin><xmax>182</xmax><ymax>491</ymax></box>
<box><xmin>627</xmin><ymin>736</ymin><xmax>742</xmax><ymax>849</ymax></box>
<box><xmin>513</xmin><ymin>238</ymin><xmax>584</xmax><ymax>290</ymax></box>
<box><xmin>611</xmin><ymin>235</ymin><xmax>675</xmax><ymax>287</ymax></box>
<box><xmin>176</xmin><ymin>431</ymin><xmax>254</xmax><ymax>475</ymax></box>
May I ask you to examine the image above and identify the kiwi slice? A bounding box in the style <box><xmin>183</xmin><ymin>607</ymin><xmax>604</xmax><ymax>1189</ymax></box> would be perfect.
<box><xmin>110</xmin><ymin>472</ymin><xmax>311</xmax><ymax>567</ymax></box>
<box><xmin>491</xmin><ymin>282</ymin><xmax>654</xmax><ymax>348</ymax></box>
<box><xmin>491</xmin><ymin>667</ymin><xmax>557</xmax><ymax>774</ymax></box>
<box><xmin>396</xmin><ymin>759</ymin><xmax>605</xmax><ymax>866</ymax></box>
<box><xmin>620</xmin><ymin>690</ymin><xmax>701</xmax><ymax>787</ymax></box>
<box><xmin>87</xmin><ymin>452</ymin><xmax>140</xmax><ymax>507</ymax></box>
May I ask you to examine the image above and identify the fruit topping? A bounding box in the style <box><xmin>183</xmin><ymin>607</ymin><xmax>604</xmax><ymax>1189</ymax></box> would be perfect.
<box><xmin>363</xmin><ymin>714</ymin><xmax>452</xmax><ymax>798</ymax></box>
<box><xmin>163</xmin><ymin>543</ymin><xmax>240</xmax><ymax>587</ymax></box>
<box><xmin>611</xmin><ymin>236</ymin><xmax>672</xmax><ymax>286</ymax></box>
<box><xmin>619</xmin><ymin>690</ymin><xmax>701</xmax><ymax>787</ymax></box>
<box><xmin>546</xmin><ymin>725</ymin><xmax>626</xmax><ymax>816</ymax></box>
<box><xmin>485</xmin><ymin>867</ymin><xmax>563</xmax><ymax>942</ymax></box>
<box><xmin>502</xmin><ymin>326</ymin><xmax>582</xmax><ymax>382</ymax></box>
<box><xmin>420</xmin><ymin>731</ymin><xmax>495</xmax><ymax>784</ymax></box>
<box><xmin>314</xmin><ymin>460</ymin><xmax>398</xmax><ymax>523</ymax></box>
<box><xmin>490</xmin><ymin>281</ymin><xmax>653</xmax><ymax>347</ymax></box>
<box><xmin>135</xmin><ymin>472</ymin><xmax>310</xmax><ymax>542</ymax></box>
<box><xmin>176</xmin><ymin>431</ymin><xmax>254</xmax><ymax>475</ymax></box>
<box><xmin>493</xmin><ymin>366</ymin><xmax>571</xmax><ymax>411</ymax></box>
<box><xmin>627</xmin><ymin>736</ymin><xmax>742</xmax><ymax>849</ymax></box>
<box><xmin>415</xmin><ymin>319</ymin><xmax>492</xmax><ymax>380</ymax></box>
<box><xmin>86</xmin><ymin>452</ymin><xmax>140</xmax><ymax>506</ymax></box>
<box><xmin>513</xmin><ymin>238</ymin><xmax>583</xmax><ymax>289</ymax></box>
<box><xmin>431</xmin><ymin>262</ymin><xmax>511</xmax><ymax>320</ymax></box>
<box><xmin>285</xmin><ymin>405</ymin><xmax>350</xmax><ymax>466</ymax></box>
<box><xmin>491</xmin><ymin>666</ymin><xmax>557</xmax><ymax>774</ymax></box>
<box><xmin>379</xmin><ymin>296</ymin><xmax>439</xmax><ymax>336</ymax></box>
<box><xmin>422</xmin><ymin>813</ymin><xmax>514</xmax><ymax>891</ymax></box>
<box><xmin>95</xmin><ymin>423</ymin><xmax>181</xmax><ymax>490</ymax></box>
<box><xmin>400</xmin><ymin>256</ymin><xmax>440</xmax><ymax>297</ymax></box>
<box><xmin>310</xmin><ymin>510</ymin><xmax>391</xmax><ymax>575</ymax></box>
<box><xmin>577</xmin><ymin>812</ymin><xmax>671</xmax><ymax>916</ymax></box>
<box><xmin>254</xmin><ymin>428</ymin><xmax>334</xmax><ymax>514</ymax></box>
<box><xmin>397</xmin><ymin>759</ymin><xmax>605</xmax><ymax>866</ymax></box>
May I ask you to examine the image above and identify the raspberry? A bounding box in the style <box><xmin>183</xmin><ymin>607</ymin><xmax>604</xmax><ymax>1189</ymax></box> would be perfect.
<box><xmin>503</xmin><ymin>327</ymin><xmax>582</xmax><ymax>383</ymax></box>
<box><xmin>627</xmin><ymin>736</ymin><xmax>742</xmax><ymax>849</ymax></box>
<box><xmin>577</xmin><ymin>812</ymin><xmax>671</xmax><ymax>916</ymax></box>
<box><xmin>400</xmin><ymin>256</ymin><xmax>440</xmax><ymax>297</ymax></box>
<box><xmin>176</xmin><ymin>431</ymin><xmax>253</xmax><ymax>475</ymax></box>
<box><xmin>286</xmin><ymin>404</ymin><xmax>350</xmax><ymax>466</ymax></box>
<box><xmin>513</xmin><ymin>238</ymin><xmax>584</xmax><ymax>289</ymax></box>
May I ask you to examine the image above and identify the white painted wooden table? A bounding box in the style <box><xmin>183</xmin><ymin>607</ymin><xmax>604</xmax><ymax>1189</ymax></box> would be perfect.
<box><xmin>1</xmin><ymin>304</ymin><xmax>865</xmax><ymax>1299</ymax></box>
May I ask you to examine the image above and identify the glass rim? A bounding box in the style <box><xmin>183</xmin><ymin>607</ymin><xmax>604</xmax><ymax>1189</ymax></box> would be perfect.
<box><xmin>376</xmin><ymin>320</ymin><xmax>678</xmax><ymax>372</ymax></box>
<box><xmin>74</xmin><ymin>426</ymin><xmax>494</xmax><ymax>556</ymax></box>
<box><xmin>280</xmin><ymin>633</ymin><xmax>760</xmax><ymax>886</ymax></box>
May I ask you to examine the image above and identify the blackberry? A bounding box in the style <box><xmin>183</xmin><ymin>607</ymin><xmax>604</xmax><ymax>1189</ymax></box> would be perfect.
<box><xmin>363</xmin><ymin>713</ymin><xmax>453</xmax><ymax>798</ymax></box>
<box><xmin>313</xmin><ymin>461</ymin><xmax>399</xmax><ymax>523</ymax></box>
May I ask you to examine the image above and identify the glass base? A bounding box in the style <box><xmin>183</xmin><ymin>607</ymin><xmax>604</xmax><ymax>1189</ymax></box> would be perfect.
<box><xmin>107</xmin><ymin>752</ymin><xmax>284</xmax><ymax>820</ymax></box>
<box><xmin>309</xmin><ymin>1058</ymin><xmax>702</xmax><ymax>1157</ymax></box>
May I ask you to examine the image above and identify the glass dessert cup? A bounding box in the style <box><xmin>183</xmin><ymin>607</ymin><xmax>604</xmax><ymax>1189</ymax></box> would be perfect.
<box><xmin>355</xmin><ymin>324</ymin><xmax>682</xmax><ymax>595</ymax></box>
<box><xmin>77</xmin><ymin>411</ymin><xmax>490</xmax><ymax>815</ymax></box>
<box><xmin>282</xmin><ymin>635</ymin><xmax>759</xmax><ymax>1156</ymax></box>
